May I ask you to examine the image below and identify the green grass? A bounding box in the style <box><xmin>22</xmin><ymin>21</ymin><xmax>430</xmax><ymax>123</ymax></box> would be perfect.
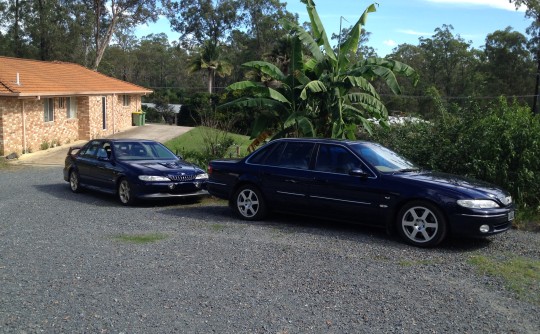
<box><xmin>113</xmin><ymin>233</ymin><xmax>168</xmax><ymax>244</ymax></box>
<box><xmin>514</xmin><ymin>206</ymin><xmax>540</xmax><ymax>232</ymax></box>
<box><xmin>211</xmin><ymin>223</ymin><xmax>226</xmax><ymax>231</ymax></box>
<box><xmin>469</xmin><ymin>254</ymin><xmax>540</xmax><ymax>305</ymax></box>
<box><xmin>0</xmin><ymin>157</ymin><xmax>7</xmax><ymax>169</ymax></box>
<box><xmin>164</xmin><ymin>126</ymin><xmax>252</xmax><ymax>158</ymax></box>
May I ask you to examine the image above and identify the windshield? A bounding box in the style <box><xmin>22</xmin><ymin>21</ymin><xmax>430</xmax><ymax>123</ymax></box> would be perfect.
<box><xmin>350</xmin><ymin>143</ymin><xmax>419</xmax><ymax>173</ymax></box>
<box><xmin>113</xmin><ymin>141</ymin><xmax>178</xmax><ymax>161</ymax></box>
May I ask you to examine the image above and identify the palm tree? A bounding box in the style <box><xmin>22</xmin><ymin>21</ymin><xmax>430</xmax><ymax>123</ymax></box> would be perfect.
<box><xmin>188</xmin><ymin>40</ymin><xmax>233</xmax><ymax>93</ymax></box>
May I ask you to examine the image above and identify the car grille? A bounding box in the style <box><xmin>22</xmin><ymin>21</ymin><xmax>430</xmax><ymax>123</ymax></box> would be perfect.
<box><xmin>168</xmin><ymin>174</ymin><xmax>196</xmax><ymax>182</ymax></box>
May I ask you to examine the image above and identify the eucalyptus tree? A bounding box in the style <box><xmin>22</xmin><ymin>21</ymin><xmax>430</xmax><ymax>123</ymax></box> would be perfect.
<box><xmin>90</xmin><ymin>0</ymin><xmax>159</xmax><ymax>70</ymax></box>
<box><xmin>483</xmin><ymin>27</ymin><xmax>534</xmax><ymax>100</ymax></box>
<box><xmin>510</xmin><ymin>0</ymin><xmax>540</xmax><ymax>113</ymax></box>
<box><xmin>164</xmin><ymin>0</ymin><xmax>239</xmax><ymax>93</ymax></box>
<box><xmin>220</xmin><ymin>0</ymin><xmax>417</xmax><ymax>145</ymax></box>
<box><xmin>418</xmin><ymin>25</ymin><xmax>476</xmax><ymax>98</ymax></box>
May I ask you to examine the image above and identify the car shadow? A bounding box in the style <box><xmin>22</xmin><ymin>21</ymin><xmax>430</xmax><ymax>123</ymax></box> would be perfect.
<box><xmin>33</xmin><ymin>182</ymin><xmax>497</xmax><ymax>252</ymax></box>
<box><xmin>157</xmin><ymin>204</ymin><xmax>495</xmax><ymax>252</ymax></box>
<box><xmin>33</xmin><ymin>182</ymin><xmax>208</xmax><ymax>208</ymax></box>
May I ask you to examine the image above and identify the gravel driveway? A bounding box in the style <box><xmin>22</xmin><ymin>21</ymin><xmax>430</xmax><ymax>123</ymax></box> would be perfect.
<box><xmin>1</xmin><ymin>166</ymin><xmax>539</xmax><ymax>333</ymax></box>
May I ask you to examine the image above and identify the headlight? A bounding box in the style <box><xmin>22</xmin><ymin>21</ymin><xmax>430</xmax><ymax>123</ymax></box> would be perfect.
<box><xmin>138</xmin><ymin>175</ymin><xmax>171</xmax><ymax>182</ymax></box>
<box><xmin>195</xmin><ymin>173</ymin><xmax>208</xmax><ymax>180</ymax></box>
<box><xmin>457</xmin><ymin>199</ymin><xmax>500</xmax><ymax>209</ymax></box>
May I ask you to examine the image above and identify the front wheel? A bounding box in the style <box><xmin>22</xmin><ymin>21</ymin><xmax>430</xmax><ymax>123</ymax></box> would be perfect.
<box><xmin>396</xmin><ymin>201</ymin><xmax>447</xmax><ymax>247</ymax></box>
<box><xmin>232</xmin><ymin>185</ymin><xmax>267</xmax><ymax>220</ymax></box>
<box><xmin>118</xmin><ymin>178</ymin><xmax>136</xmax><ymax>206</ymax></box>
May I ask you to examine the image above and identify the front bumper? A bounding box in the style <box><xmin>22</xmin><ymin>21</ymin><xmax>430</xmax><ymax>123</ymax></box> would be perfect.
<box><xmin>449</xmin><ymin>206</ymin><xmax>514</xmax><ymax>237</ymax></box>
<box><xmin>132</xmin><ymin>180</ymin><xmax>209</xmax><ymax>199</ymax></box>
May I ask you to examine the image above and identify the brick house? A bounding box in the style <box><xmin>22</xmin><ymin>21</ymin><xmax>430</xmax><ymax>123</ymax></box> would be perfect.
<box><xmin>0</xmin><ymin>56</ymin><xmax>152</xmax><ymax>156</ymax></box>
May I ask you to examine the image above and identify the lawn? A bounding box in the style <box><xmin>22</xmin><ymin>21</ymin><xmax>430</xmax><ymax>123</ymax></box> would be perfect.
<box><xmin>165</xmin><ymin>126</ymin><xmax>252</xmax><ymax>158</ymax></box>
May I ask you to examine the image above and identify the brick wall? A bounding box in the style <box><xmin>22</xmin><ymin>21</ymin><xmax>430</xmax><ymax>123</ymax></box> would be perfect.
<box><xmin>0</xmin><ymin>94</ymin><xmax>143</xmax><ymax>155</ymax></box>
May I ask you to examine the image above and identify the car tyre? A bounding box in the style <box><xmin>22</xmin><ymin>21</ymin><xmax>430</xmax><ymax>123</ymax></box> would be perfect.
<box><xmin>69</xmin><ymin>170</ymin><xmax>82</xmax><ymax>193</ymax></box>
<box><xmin>118</xmin><ymin>178</ymin><xmax>136</xmax><ymax>206</ymax></box>
<box><xmin>397</xmin><ymin>201</ymin><xmax>447</xmax><ymax>247</ymax></box>
<box><xmin>232</xmin><ymin>185</ymin><xmax>267</xmax><ymax>220</ymax></box>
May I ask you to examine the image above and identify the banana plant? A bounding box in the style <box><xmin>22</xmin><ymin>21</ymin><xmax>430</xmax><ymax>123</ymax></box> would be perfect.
<box><xmin>291</xmin><ymin>0</ymin><xmax>419</xmax><ymax>138</ymax></box>
<box><xmin>218</xmin><ymin>35</ymin><xmax>316</xmax><ymax>147</ymax></box>
<box><xmin>219</xmin><ymin>0</ymin><xmax>418</xmax><ymax>148</ymax></box>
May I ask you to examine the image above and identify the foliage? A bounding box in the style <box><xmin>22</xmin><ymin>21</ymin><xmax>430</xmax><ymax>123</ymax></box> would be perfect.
<box><xmin>363</xmin><ymin>98</ymin><xmax>540</xmax><ymax>210</ymax></box>
<box><xmin>220</xmin><ymin>1</ymin><xmax>417</xmax><ymax>150</ymax></box>
<box><xmin>469</xmin><ymin>254</ymin><xmax>540</xmax><ymax>305</ymax></box>
<box><xmin>165</xmin><ymin>127</ymin><xmax>251</xmax><ymax>169</ymax></box>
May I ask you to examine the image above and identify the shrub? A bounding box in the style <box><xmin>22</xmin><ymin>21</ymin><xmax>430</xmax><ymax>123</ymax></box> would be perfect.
<box><xmin>365</xmin><ymin>98</ymin><xmax>540</xmax><ymax>208</ymax></box>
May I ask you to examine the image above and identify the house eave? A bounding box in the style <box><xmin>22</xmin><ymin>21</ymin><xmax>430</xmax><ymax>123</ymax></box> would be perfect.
<box><xmin>0</xmin><ymin>90</ymin><xmax>153</xmax><ymax>99</ymax></box>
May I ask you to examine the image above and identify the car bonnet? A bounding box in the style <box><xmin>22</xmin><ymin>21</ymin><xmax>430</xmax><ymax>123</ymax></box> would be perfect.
<box><xmin>393</xmin><ymin>171</ymin><xmax>512</xmax><ymax>205</ymax></box>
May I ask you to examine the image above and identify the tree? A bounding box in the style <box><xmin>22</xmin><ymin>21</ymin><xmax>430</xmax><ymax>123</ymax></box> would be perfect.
<box><xmin>91</xmin><ymin>0</ymin><xmax>159</xmax><ymax>70</ymax></box>
<box><xmin>164</xmin><ymin>0</ymin><xmax>239</xmax><ymax>47</ymax></box>
<box><xmin>164</xmin><ymin>0</ymin><xmax>240</xmax><ymax>93</ymax></box>
<box><xmin>220</xmin><ymin>1</ymin><xmax>417</xmax><ymax>146</ymax></box>
<box><xmin>482</xmin><ymin>27</ymin><xmax>534</xmax><ymax>100</ymax></box>
<box><xmin>418</xmin><ymin>25</ymin><xmax>476</xmax><ymax>98</ymax></box>
<box><xmin>510</xmin><ymin>0</ymin><xmax>540</xmax><ymax>113</ymax></box>
<box><xmin>188</xmin><ymin>40</ymin><xmax>233</xmax><ymax>93</ymax></box>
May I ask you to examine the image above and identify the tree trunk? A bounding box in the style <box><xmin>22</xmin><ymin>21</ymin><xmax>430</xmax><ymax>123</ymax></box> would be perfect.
<box><xmin>533</xmin><ymin>50</ymin><xmax>540</xmax><ymax>115</ymax></box>
<box><xmin>208</xmin><ymin>69</ymin><xmax>215</xmax><ymax>94</ymax></box>
<box><xmin>92</xmin><ymin>16</ymin><xmax>118</xmax><ymax>70</ymax></box>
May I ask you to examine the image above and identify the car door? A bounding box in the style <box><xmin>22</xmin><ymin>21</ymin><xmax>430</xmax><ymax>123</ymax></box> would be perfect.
<box><xmin>307</xmin><ymin>144</ymin><xmax>385</xmax><ymax>225</ymax></box>
<box><xmin>257</xmin><ymin>141</ymin><xmax>316</xmax><ymax>214</ymax></box>
<box><xmin>92</xmin><ymin>141</ymin><xmax>118</xmax><ymax>191</ymax></box>
<box><xmin>76</xmin><ymin>141</ymin><xmax>102</xmax><ymax>187</ymax></box>
<box><xmin>77</xmin><ymin>141</ymin><xmax>117</xmax><ymax>191</ymax></box>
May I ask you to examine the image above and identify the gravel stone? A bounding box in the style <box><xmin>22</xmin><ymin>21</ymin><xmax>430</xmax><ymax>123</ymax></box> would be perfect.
<box><xmin>0</xmin><ymin>166</ymin><xmax>539</xmax><ymax>333</ymax></box>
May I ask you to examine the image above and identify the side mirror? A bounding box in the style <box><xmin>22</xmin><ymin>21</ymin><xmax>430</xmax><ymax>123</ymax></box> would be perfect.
<box><xmin>349</xmin><ymin>168</ymin><xmax>369</xmax><ymax>178</ymax></box>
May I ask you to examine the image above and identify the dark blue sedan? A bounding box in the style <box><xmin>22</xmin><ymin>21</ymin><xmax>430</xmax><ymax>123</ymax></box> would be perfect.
<box><xmin>207</xmin><ymin>138</ymin><xmax>514</xmax><ymax>247</ymax></box>
<box><xmin>63</xmin><ymin>139</ymin><xmax>208</xmax><ymax>205</ymax></box>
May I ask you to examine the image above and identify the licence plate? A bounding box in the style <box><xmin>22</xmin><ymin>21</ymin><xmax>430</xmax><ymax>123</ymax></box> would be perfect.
<box><xmin>508</xmin><ymin>210</ymin><xmax>515</xmax><ymax>221</ymax></box>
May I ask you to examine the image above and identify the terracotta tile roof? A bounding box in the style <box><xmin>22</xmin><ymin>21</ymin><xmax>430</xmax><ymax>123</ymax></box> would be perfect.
<box><xmin>0</xmin><ymin>56</ymin><xmax>152</xmax><ymax>97</ymax></box>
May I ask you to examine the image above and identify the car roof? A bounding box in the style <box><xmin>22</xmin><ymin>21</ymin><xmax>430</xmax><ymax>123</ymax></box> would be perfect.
<box><xmin>271</xmin><ymin>137</ymin><xmax>373</xmax><ymax>145</ymax></box>
<box><xmin>91</xmin><ymin>138</ymin><xmax>159</xmax><ymax>144</ymax></box>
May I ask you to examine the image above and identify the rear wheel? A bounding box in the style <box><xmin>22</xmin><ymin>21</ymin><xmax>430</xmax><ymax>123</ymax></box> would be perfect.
<box><xmin>69</xmin><ymin>170</ymin><xmax>81</xmax><ymax>193</ymax></box>
<box><xmin>397</xmin><ymin>201</ymin><xmax>447</xmax><ymax>247</ymax></box>
<box><xmin>118</xmin><ymin>178</ymin><xmax>136</xmax><ymax>206</ymax></box>
<box><xmin>232</xmin><ymin>185</ymin><xmax>267</xmax><ymax>220</ymax></box>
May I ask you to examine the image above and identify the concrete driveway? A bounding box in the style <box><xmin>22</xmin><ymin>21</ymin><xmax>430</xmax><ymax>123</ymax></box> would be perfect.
<box><xmin>11</xmin><ymin>123</ymin><xmax>193</xmax><ymax>166</ymax></box>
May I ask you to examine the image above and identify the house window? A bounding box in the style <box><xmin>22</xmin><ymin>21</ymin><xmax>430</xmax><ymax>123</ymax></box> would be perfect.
<box><xmin>58</xmin><ymin>97</ymin><xmax>65</xmax><ymax>108</ymax></box>
<box><xmin>43</xmin><ymin>98</ymin><xmax>54</xmax><ymax>122</ymax></box>
<box><xmin>66</xmin><ymin>97</ymin><xmax>77</xmax><ymax>119</ymax></box>
<box><xmin>122</xmin><ymin>95</ymin><xmax>131</xmax><ymax>107</ymax></box>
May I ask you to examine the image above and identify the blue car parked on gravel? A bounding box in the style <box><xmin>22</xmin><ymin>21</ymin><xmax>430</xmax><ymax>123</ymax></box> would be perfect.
<box><xmin>64</xmin><ymin>139</ymin><xmax>208</xmax><ymax>205</ymax></box>
<box><xmin>207</xmin><ymin>138</ymin><xmax>514</xmax><ymax>247</ymax></box>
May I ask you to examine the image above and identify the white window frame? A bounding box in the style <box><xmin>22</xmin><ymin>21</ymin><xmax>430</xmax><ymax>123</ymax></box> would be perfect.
<box><xmin>66</xmin><ymin>97</ymin><xmax>77</xmax><ymax>119</ymax></box>
<box><xmin>43</xmin><ymin>98</ymin><xmax>54</xmax><ymax>122</ymax></box>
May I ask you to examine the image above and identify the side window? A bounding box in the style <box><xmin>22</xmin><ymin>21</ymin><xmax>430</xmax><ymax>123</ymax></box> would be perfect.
<box><xmin>97</xmin><ymin>142</ymin><xmax>112</xmax><ymax>159</ymax></box>
<box><xmin>248</xmin><ymin>142</ymin><xmax>281</xmax><ymax>165</ymax></box>
<box><xmin>80</xmin><ymin>141</ymin><xmax>100</xmax><ymax>158</ymax></box>
<box><xmin>315</xmin><ymin>144</ymin><xmax>360</xmax><ymax>174</ymax></box>
<box><xmin>274</xmin><ymin>142</ymin><xmax>315</xmax><ymax>169</ymax></box>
